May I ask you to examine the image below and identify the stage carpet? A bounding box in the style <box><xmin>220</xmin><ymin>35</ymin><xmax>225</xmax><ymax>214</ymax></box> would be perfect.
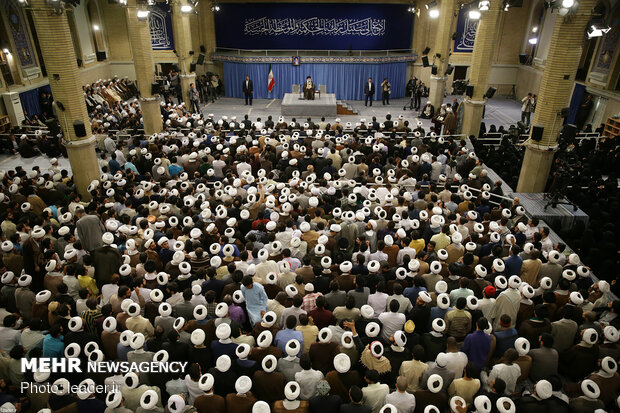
<box><xmin>281</xmin><ymin>93</ymin><xmax>337</xmax><ymax>117</ymax></box>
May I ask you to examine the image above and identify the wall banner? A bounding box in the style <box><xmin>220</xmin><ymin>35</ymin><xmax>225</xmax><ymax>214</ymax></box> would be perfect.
<box><xmin>214</xmin><ymin>3</ymin><xmax>414</xmax><ymax>50</ymax></box>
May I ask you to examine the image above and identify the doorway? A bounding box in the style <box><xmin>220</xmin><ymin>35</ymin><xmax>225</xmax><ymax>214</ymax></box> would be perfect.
<box><xmin>454</xmin><ymin>66</ymin><xmax>468</xmax><ymax>81</ymax></box>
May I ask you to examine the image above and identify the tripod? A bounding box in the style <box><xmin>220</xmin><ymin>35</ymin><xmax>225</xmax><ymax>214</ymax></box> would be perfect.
<box><xmin>404</xmin><ymin>89</ymin><xmax>415</xmax><ymax>111</ymax></box>
<box><xmin>543</xmin><ymin>149</ymin><xmax>579</xmax><ymax>211</ymax></box>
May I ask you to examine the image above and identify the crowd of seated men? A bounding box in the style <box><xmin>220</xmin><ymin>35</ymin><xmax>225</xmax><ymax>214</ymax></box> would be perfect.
<box><xmin>0</xmin><ymin>87</ymin><xmax>618</xmax><ymax>413</ymax></box>
<box><xmin>83</xmin><ymin>77</ymin><xmax>138</xmax><ymax>114</ymax></box>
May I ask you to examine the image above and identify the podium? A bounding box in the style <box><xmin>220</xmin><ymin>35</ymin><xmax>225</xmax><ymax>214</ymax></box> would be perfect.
<box><xmin>282</xmin><ymin>90</ymin><xmax>336</xmax><ymax>116</ymax></box>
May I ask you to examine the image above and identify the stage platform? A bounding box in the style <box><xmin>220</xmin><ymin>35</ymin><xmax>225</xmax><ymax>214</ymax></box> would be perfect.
<box><xmin>281</xmin><ymin>93</ymin><xmax>337</xmax><ymax>117</ymax></box>
<box><xmin>511</xmin><ymin>192</ymin><xmax>589</xmax><ymax>231</ymax></box>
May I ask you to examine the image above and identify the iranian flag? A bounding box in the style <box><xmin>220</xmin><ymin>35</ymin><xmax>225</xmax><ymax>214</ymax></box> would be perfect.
<box><xmin>267</xmin><ymin>64</ymin><xmax>275</xmax><ymax>93</ymax></box>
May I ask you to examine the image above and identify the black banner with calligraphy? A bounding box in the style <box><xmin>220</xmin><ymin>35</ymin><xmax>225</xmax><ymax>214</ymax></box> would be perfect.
<box><xmin>150</xmin><ymin>3</ymin><xmax>175</xmax><ymax>51</ymax></box>
<box><xmin>214</xmin><ymin>3</ymin><xmax>413</xmax><ymax>50</ymax></box>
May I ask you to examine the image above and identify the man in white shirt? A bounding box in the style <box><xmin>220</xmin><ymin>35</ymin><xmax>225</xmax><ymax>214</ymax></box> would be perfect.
<box><xmin>384</xmin><ymin>376</ymin><xmax>416</xmax><ymax>413</ymax></box>
<box><xmin>396</xmin><ymin>239</ymin><xmax>416</xmax><ymax>266</ymax></box>
<box><xmin>166</xmin><ymin>284</ymin><xmax>184</xmax><ymax>306</ymax></box>
<box><xmin>104</xmin><ymin>135</ymin><xmax>116</xmax><ymax>154</ymax></box>
<box><xmin>525</xmin><ymin>218</ymin><xmax>539</xmax><ymax>241</ymax></box>
<box><xmin>236</xmin><ymin>157</ymin><xmax>251</xmax><ymax>177</ymax></box>
<box><xmin>368</xmin><ymin>288</ymin><xmax>389</xmax><ymax>317</ymax></box>
<box><xmin>362</xmin><ymin>370</ymin><xmax>389</xmax><ymax>413</ymax></box>
<box><xmin>101</xmin><ymin>276</ymin><xmax>120</xmax><ymax>305</ymax></box>
<box><xmin>540</xmin><ymin>227</ymin><xmax>553</xmax><ymax>254</ymax></box>
<box><xmin>387</xmin><ymin>283</ymin><xmax>413</xmax><ymax>314</ymax></box>
<box><xmin>295</xmin><ymin>355</ymin><xmax>324</xmax><ymax>400</ymax></box>
<box><xmin>212</xmin><ymin>155</ymin><xmax>226</xmax><ymax>178</ymax></box>
<box><xmin>443</xmin><ymin>337</ymin><xmax>468</xmax><ymax>379</ymax></box>
<box><xmin>0</xmin><ymin>315</ymin><xmax>22</xmax><ymax>352</ymax></box>
<box><xmin>482</xmin><ymin>348</ymin><xmax>521</xmax><ymax>394</ymax></box>
<box><xmin>20</xmin><ymin>320</ymin><xmax>45</xmax><ymax>352</ymax></box>
<box><xmin>369</xmin><ymin>242</ymin><xmax>388</xmax><ymax>263</ymax></box>
<box><xmin>378</xmin><ymin>300</ymin><xmax>406</xmax><ymax>342</ymax></box>
<box><xmin>115</xmin><ymin>147</ymin><xmax>127</xmax><ymax>167</ymax></box>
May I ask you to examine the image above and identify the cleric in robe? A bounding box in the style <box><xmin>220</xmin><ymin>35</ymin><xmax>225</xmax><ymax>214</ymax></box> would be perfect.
<box><xmin>240</xmin><ymin>275</ymin><xmax>268</xmax><ymax>325</ymax></box>
<box><xmin>303</xmin><ymin>76</ymin><xmax>315</xmax><ymax>100</ymax></box>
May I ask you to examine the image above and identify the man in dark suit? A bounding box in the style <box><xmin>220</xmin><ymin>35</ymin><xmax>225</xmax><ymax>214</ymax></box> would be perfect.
<box><xmin>384</xmin><ymin>114</ymin><xmax>394</xmax><ymax>130</ymax></box>
<box><xmin>370</xmin><ymin>116</ymin><xmax>380</xmax><ymax>131</ymax></box>
<box><xmin>242</xmin><ymin>75</ymin><xmax>253</xmax><ymax>105</ymax></box>
<box><xmin>339</xmin><ymin>386</ymin><xmax>370</xmax><ymax>413</ymax></box>
<box><xmin>364</xmin><ymin>77</ymin><xmax>375</xmax><ymax>107</ymax></box>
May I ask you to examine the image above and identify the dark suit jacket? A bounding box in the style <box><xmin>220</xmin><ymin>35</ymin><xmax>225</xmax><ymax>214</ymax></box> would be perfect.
<box><xmin>93</xmin><ymin>245</ymin><xmax>122</xmax><ymax>286</ymax></box>
<box><xmin>340</xmin><ymin>404</ymin><xmax>371</xmax><ymax>413</ymax></box>
<box><xmin>242</xmin><ymin>79</ymin><xmax>253</xmax><ymax>94</ymax></box>
<box><xmin>364</xmin><ymin>82</ymin><xmax>375</xmax><ymax>96</ymax></box>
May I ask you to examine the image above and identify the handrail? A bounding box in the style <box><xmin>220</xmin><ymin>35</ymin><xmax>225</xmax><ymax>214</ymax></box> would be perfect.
<box><xmin>108</xmin><ymin>128</ymin><xmax>469</xmax><ymax>139</ymax></box>
<box><xmin>476</xmin><ymin>132</ymin><xmax>603</xmax><ymax>147</ymax></box>
<box><xmin>18</xmin><ymin>124</ymin><xmax>49</xmax><ymax>129</ymax></box>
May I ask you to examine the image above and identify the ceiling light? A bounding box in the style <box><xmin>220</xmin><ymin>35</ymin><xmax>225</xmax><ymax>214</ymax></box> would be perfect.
<box><xmin>528</xmin><ymin>37</ymin><xmax>538</xmax><ymax>44</ymax></box>
<box><xmin>478</xmin><ymin>0</ymin><xmax>490</xmax><ymax>10</ymax></box>
<box><xmin>136</xmin><ymin>10</ymin><xmax>150</xmax><ymax>20</ymax></box>
<box><xmin>587</xmin><ymin>19</ymin><xmax>611</xmax><ymax>38</ymax></box>
<box><xmin>180</xmin><ymin>4</ymin><xmax>193</xmax><ymax>13</ymax></box>
<box><xmin>425</xmin><ymin>1</ymin><xmax>437</xmax><ymax>9</ymax></box>
<box><xmin>532</xmin><ymin>26</ymin><xmax>538</xmax><ymax>32</ymax></box>
<box><xmin>2</xmin><ymin>48</ymin><xmax>10</xmax><ymax>54</ymax></box>
<box><xmin>561</xmin><ymin>0</ymin><xmax>574</xmax><ymax>7</ymax></box>
<box><xmin>93</xmin><ymin>24</ymin><xmax>99</xmax><ymax>31</ymax></box>
<box><xmin>469</xmin><ymin>10</ymin><xmax>481</xmax><ymax>19</ymax></box>
<box><xmin>429</xmin><ymin>8</ymin><xmax>440</xmax><ymax>18</ymax></box>
<box><xmin>408</xmin><ymin>6</ymin><xmax>416</xmax><ymax>12</ymax></box>
<box><xmin>211</xmin><ymin>3</ymin><xmax>220</xmax><ymax>12</ymax></box>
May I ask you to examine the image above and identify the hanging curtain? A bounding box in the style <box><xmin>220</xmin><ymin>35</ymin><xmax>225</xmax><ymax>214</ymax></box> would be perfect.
<box><xmin>19</xmin><ymin>84</ymin><xmax>52</xmax><ymax>117</ymax></box>
<box><xmin>567</xmin><ymin>83</ymin><xmax>586</xmax><ymax>125</ymax></box>
<box><xmin>223</xmin><ymin>62</ymin><xmax>407</xmax><ymax>100</ymax></box>
<box><xmin>19</xmin><ymin>88</ymin><xmax>40</xmax><ymax>118</ymax></box>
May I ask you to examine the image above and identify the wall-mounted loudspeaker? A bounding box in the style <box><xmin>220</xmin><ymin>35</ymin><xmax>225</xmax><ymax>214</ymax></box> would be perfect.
<box><xmin>151</xmin><ymin>82</ymin><xmax>161</xmax><ymax>95</ymax></box>
<box><xmin>431</xmin><ymin>66</ymin><xmax>438</xmax><ymax>75</ymax></box>
<box><xmin>73</xmin><ymin>120</ymin><xmax>87</xmax><ymax>138</ymax></box>
<box><xmin>196</xmin><ymin>53</ymin><xmax>205</xmax><ymax>65</ymax></box>
<box><xmin>465</xmin><ymin>85</ymin><xmax>474</xmax><ymax>98</ymax></box>
<box><xmin>484</xmin><ymin>87</ymin><xmax>496</xmax><ymax>99</ymax></box>
<box><xmin>531</xmin><ymin>125</ymin><xmax>544</xmax><ymax>141</ymax></box>
<box><xmin>561</xmin><ymin>124</ymin><xmax>577</xmax><ymax>142</ymax></box>
<box><xmin>422</xmin><ymin>56</ymin><xmax>429</xmax><ymax>67</ymax></box>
